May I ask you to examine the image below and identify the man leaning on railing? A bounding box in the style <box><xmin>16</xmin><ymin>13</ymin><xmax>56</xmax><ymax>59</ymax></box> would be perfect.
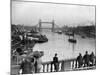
<box><xmin>52</xmin><ymin>53</ymin><xmax>59</xmax><ymax>72</ymax></box>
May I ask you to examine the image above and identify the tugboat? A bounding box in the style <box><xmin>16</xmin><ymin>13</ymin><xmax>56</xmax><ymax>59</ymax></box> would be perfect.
<box><xmin>68</xmin><ymin>38</ymin><xmax>77</xmax><ymax>43</ymax></box>
<box><xmin>68</xmin><ymin>32</ymin><xmax>77</xmax><ymax>43</ymax></box>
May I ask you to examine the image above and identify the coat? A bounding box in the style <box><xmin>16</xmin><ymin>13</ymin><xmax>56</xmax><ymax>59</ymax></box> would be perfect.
<box><xmin>20</xmin><ymin>60</ymin><xmax>32</xmax><ymax>74</ymax></box>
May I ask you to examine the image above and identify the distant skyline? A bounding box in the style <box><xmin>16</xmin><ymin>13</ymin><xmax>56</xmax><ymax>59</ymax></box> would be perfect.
<box><xmin>12</xmin><ymin>0</ymin><xmax>95</xmax><ymax>27</ymax></box>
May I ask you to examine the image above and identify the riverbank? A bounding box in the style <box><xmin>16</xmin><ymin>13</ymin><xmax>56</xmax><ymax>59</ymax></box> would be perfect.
<box><xmin>62</xmin><ymin>25</ymin><xmax>96</xmax><ymax>39</ymax></box>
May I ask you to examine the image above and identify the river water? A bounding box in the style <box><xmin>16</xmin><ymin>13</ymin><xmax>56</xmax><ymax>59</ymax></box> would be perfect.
<box><xmin>33</xmin><ymin>29</ymin><xmax>96</xmax><ymax>62</ymax></box>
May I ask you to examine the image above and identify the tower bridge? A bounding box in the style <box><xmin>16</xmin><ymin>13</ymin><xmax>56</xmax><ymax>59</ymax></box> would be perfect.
<box><xmin>34</xmin><ymin>19</ymin><xmax>62</xmax><ymax>32</ymax></box>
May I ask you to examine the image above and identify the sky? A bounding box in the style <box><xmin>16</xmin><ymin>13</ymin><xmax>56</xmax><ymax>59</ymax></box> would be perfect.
<box><xmin>11</xmin><ymin>0</ymin><xmax>95</xmax><ymax>27</ymax></box>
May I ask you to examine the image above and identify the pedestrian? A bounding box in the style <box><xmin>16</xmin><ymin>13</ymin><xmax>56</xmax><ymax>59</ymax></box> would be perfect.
<box><xmin>53</xmin><ymin>53</ymin><xmax>59</xmax><ymax>72</ymax></box>
<box><xmin>34</xmin><ymin>57</ymin><xmax>42</xmax><ymax>73</ymax></box>
<box><xmin>89</xmin><ymin>52</ymin><xmax>95</xmax><ymax>66</ymax></box>
<box><xmin>76</xmin><ymin>53</ymin><xmax>83</xmax><ymax>68</ymax></box>
<box><xmin>30</xmin><ymin>56</ymin><xmax>35</xmax><ymax>73</ymax></box>
<box><xmin>83</xmin><ymin>51</ymin><xmax>90</xmax><ymax>67</ymax></box>
<box><xmin>31</xmin><ymin>51</ymin><xmax>44</xmax><ymax>73</ymax></box>
<box><xmin>20</xmin><ymin>57</ymin><xmax>33</xmax><ymax>74</ymax></box>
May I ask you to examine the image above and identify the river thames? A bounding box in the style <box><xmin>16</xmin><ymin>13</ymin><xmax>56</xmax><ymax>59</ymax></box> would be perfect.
<box><xmin>33</xmin><ymin>29</ymin><xmax>96</xmax><ymax>62</ymax></box>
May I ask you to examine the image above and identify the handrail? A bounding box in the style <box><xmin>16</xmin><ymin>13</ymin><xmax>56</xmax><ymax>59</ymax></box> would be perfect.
<box><xmin>41</xmin><ymin>58</ymin><xmax>76</xmax><ymax>72</ymax></box>
<box><xmin>42</xmin><ymin>58</ymin><xmax>76</xmax><ymax>65</ymax></box>
<box><xmin>11</xmin><ymin>58</ymin><xmax>96</xmax><ymax>74</ymax></box>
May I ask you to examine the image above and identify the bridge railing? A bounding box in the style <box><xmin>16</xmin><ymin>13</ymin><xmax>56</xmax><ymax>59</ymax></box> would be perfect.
<box><xmin>11</xmin><ymin>58</ymin><xmax>77</xmax><ymax>74</ymax></box>
<box><xmin>11</xmin><ymin>58</ymin><xmax>96</xmax><ymax>74</ymax></box>
<box><xmin>41</xmin><ymin>58</ymin><xmax>76</xmax><ymax>72</ymax></box>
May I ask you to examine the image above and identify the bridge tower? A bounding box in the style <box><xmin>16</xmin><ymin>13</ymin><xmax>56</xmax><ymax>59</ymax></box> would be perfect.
<box><xmin>39</xmin><ymin>19</ymin><xmax>42</xmax><ymax>32</ymax></box>
<box><xmin>52</xmin><ymin>20</ymin><xmax>55</xmax><ymax>32</ymax></box>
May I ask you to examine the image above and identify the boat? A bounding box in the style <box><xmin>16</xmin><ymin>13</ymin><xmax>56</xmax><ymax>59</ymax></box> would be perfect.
<box><xmin>56</xmin><ymin>31</ymin><xmax>62</xmax><ymax>34</ymax></box>
<box><xmin>65</xmin><ymin>32</ymin><xmax>74</xmax><ymax>36</ymax></box>
<box><xmin>68</xmin><ymin>33</ymin><xmax>74</xmax><ymax>36</ymax></box>
<box><xmin>27</xmin><ymin>33</ymin><xmax>42</xmax><ymax>38</ymax></box>
<box><xmin>68</xmin><ymin>31</ymin><xmax>77</xmax><ymax>43</ymax></box>
<box><xmin>68</xmin><ymin>39</ymin><xmax>77</xmax><ymax>43</ymax></box>
<box><xmin>34</xmin><ymin>37</ymin><xmax>48</xmax><ymax>43</ymax></box>
<box><xmin>26</xmin><ymin>33</ymin><xmax>48</xmax><ymax>43</ymax></box>
<box><xmin>32</xmin><ymin>35</ymin><xmax>48</xmax><ymax>43</ymax></box>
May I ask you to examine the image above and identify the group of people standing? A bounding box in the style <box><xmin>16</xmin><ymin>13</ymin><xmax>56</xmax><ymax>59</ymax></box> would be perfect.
<box><xmin>76</xmin><ymin>51</ymin><xmax>96</xmax><ymax>68</ymax></box>
<box><xmin>51</xmin><ymin>52</ymin><xmax>96</xmax><ymax>72</ymax></box>
<box><xmin>18</xmin><ymin>51</ymin><xmax>95</xmax><ymax>74</ymax></box>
